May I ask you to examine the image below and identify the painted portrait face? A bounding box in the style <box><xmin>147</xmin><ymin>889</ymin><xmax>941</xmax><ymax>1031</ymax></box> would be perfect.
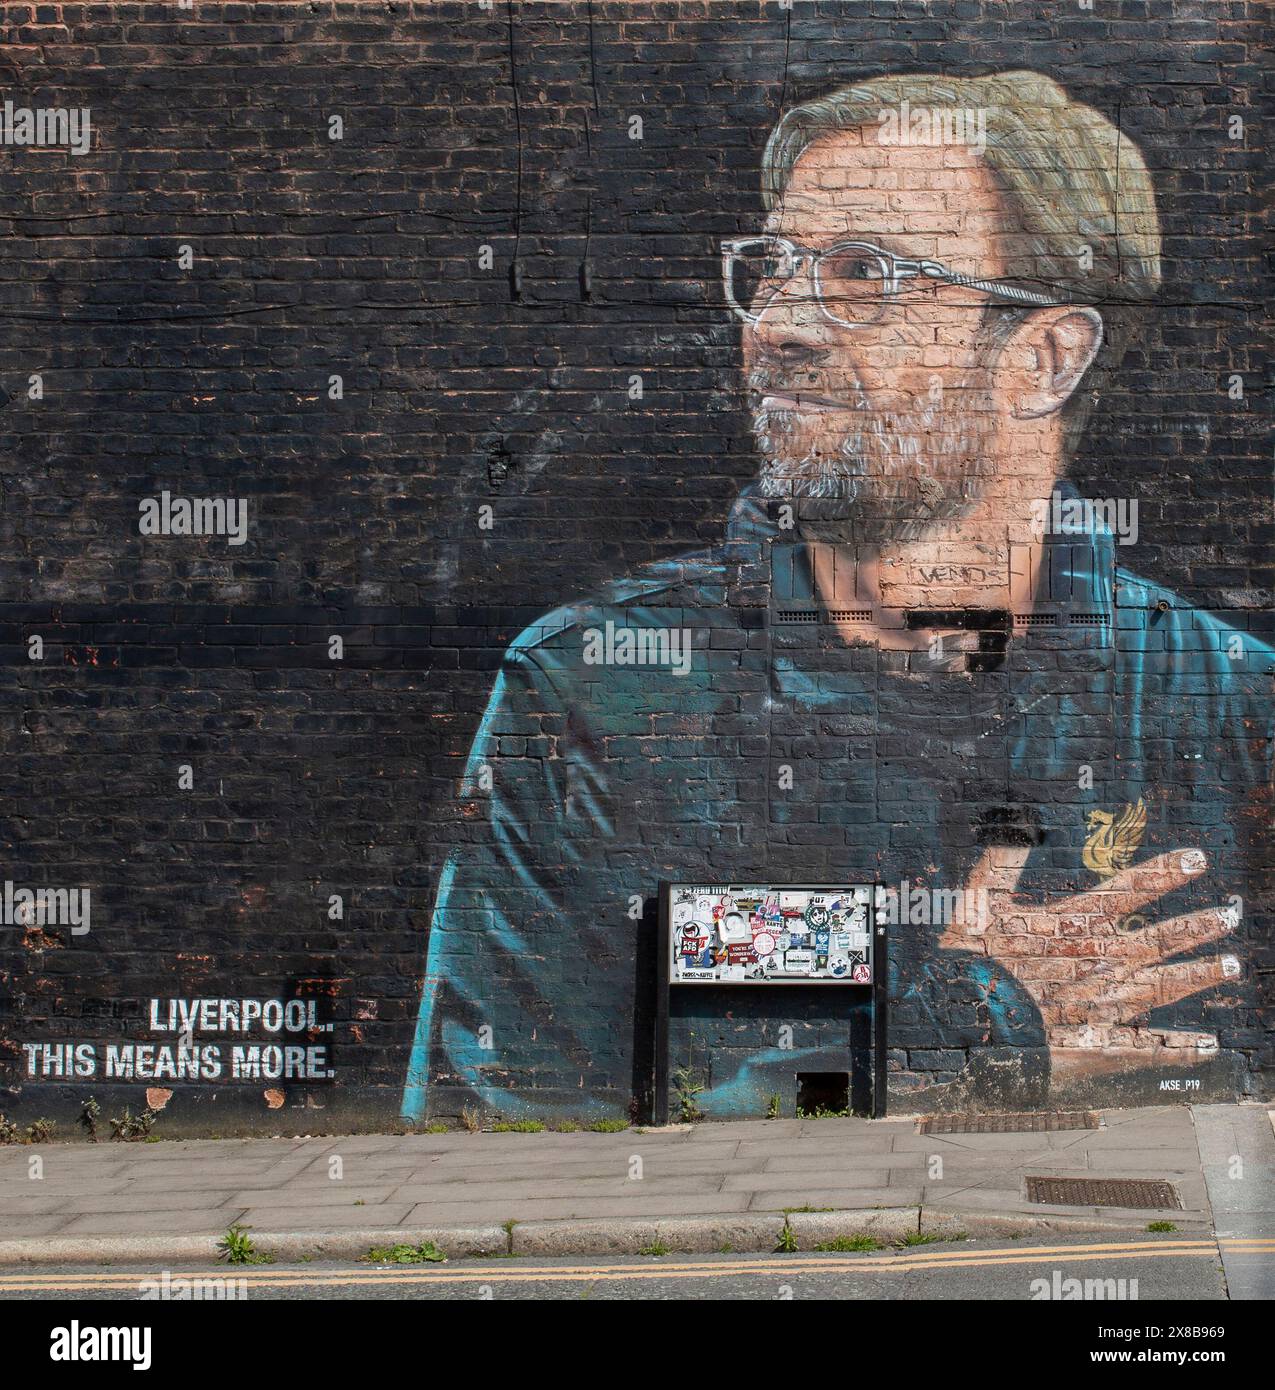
<box><xmin>741</xmin><ymin>130</ymin><xmax>1015</xmax><ymax>538</ymax></box>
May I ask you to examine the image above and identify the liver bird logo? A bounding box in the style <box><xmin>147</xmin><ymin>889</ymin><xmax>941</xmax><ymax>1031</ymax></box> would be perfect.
<box><xmin>1082</xmin><ymin>798</ymin><xmax>1147</xmax><ymax>878</ymax></box>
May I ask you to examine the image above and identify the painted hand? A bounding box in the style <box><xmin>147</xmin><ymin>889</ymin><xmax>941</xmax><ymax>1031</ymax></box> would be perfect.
<box><xmin>937</xmin><ymin>846</ymin><xmax>1240</xmax><ymax>1080</ymax></box>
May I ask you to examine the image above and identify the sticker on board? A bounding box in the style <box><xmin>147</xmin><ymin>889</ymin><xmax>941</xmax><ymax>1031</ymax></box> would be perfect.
<box><xmin>667</xmin><ymin>884</ymin><xmax>874</xmax><ymax>985</ymax></box>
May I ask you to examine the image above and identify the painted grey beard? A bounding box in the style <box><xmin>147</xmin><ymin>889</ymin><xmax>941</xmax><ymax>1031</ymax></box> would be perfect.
<box><xmin>752</xmin><ymin>396</ymin><xmax>992</xmax><ymax>540</ymax></box>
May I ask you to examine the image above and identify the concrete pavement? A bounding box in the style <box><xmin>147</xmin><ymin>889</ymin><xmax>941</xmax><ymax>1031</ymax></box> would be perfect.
<box><xmin>0</xmin><ymin>1104</ymin><xmax>1271</xmax><ymax>1269</ymax></box>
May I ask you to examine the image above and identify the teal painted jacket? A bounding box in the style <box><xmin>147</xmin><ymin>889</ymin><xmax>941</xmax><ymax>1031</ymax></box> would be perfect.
<box><xmin>404</xmin><ymin>486</ymin><xmax>1272</xmax><ymax>1120</ymax></box>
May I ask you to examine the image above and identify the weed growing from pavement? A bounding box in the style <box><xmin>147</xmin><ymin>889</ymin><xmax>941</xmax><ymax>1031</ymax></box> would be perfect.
<box><xmin>1147</xmin><ymin>1220</ymin><xmax>1179</xmax><ymax>1233</ymax></box>
<box><xmin>219</xmin><ymin>1225</ymin><xmax>273</xmax><ymax>1265</ymax></box>
<box><xmin>896</xmin><ymin>1231</ymin><xmax>968</xmax><ymax>1247</ymax></box>
<box><xmin>364</xmin><ymin>1241</ymin><xmax>446</xmax><ymax>1264</ymax></box>
<box><xmin>79</xmin><ymin>1098</ymin><xmax>101</xmax><ymax>1141</ymax></box>
<box><xmin>814</xmin><ymin>1235</ymin><xmax>882</xmax><ymax>1252</ymax></box>
<box><xmin>589</xmin><ymin>1119</ymin><xmax>629</xmax><ymax>1132</ymax></box>
<box><xmin>673</xmin><ymin>1066</ymin><xmax>706</xmax><ymax>1123</ymax></box>
<box><xmin>491</xmin><ymin>1119</ymin><xmax>545</xmax><ymax>1132</ymax></box>
<box><xmin>638</xmin><ymin>1242</ymin><xmax>670</xmax><ymax>1257</ymax></box>
<box><xmin>109</xmin><ymin>1107</ymin><xmax>157</xmax><ymax>1141</ymax></box>
<box><xmin>0</xmin><ymin>1115</ymin><xmax>52</xmax><ymax>1145</ymax></box>
<box><xmin>775</xmin><ymin>1222</ymin><xmax>799</xmax><ymax>1253</ymax></box>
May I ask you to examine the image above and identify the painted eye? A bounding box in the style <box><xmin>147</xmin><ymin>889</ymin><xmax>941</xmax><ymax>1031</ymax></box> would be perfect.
<box><xmin>817</xmin><ymin>249</ymin><xmax>890</xmax><ymax>324</ymax></box>
<box><xmin>823</xmin><ymin>250</ymin><xmax>887</xmax><ymax>283</ymax></box>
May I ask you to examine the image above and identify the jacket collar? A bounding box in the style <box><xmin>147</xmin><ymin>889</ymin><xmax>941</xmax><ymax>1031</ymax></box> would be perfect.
<box><xmin>724</xmin><ymin>478</ymin><xmax>1117</xmax><ymax>623</ymax></box>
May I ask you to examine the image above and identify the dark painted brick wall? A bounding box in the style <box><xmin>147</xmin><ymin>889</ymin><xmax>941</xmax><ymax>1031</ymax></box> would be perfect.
<box><xmin>0</xmin><ymin>1</ymin><xmax>1268</xmax><ymax>1135</ymax></box>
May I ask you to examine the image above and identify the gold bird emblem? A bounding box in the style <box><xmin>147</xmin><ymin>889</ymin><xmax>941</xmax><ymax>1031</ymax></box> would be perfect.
<box><xmin>1082</xmin><ymin>798</ymin><xmax>1146</xmax><ymax>878</ymax></box>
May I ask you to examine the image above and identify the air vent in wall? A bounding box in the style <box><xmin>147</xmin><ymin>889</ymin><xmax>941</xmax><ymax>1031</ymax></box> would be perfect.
<box><xmin>827</xmin><ymin>609</ymin><xmax>872</xmax><ymax>622</ymax></box>
<box><xmin>775</xmin><ymin>609</ymin><xmax>819</xmax><ymax>623</ymax></box>
<box><xmin>1013</xmin><ymin>613</ymin><xmax>1057</xmax><ymax>626</ymax></box>
<box><xmin>1069</xmin><ymin>613</ymin><xmax>1104</xmax><ymax>626</ymax></box>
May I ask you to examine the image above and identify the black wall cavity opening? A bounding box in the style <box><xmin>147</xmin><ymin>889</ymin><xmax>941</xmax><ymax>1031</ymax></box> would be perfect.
<box><xmin>797</xmin><ymin>1071</ymin><xmax>850</xmax><ymax>1116</ymax></box>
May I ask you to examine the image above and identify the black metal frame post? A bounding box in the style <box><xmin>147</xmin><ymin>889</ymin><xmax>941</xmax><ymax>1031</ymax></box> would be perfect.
<box><xmin>872</xmin><ymin>912</ymin><xmax>888</xmax><ymax>1118</ymax></box>
<box><xmin>654</xmin><ymin>883</ymin><xmax>671</xmax><ymax>1124</ymax></box>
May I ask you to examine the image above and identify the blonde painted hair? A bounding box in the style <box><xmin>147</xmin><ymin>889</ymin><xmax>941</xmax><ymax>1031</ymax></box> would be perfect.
<box><xmin>762</xmin><ymin>70</ymin><xmax>1161</xmax><ymax>303</ymax></box>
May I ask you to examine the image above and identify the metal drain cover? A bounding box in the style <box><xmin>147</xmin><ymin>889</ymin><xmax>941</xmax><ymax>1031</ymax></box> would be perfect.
<box><xmin>1026</xmin><ymin>1177</ymin><xmax>1181</xmax><ymax>1210</ymax></box>
<box><xmin>920</xmin><ymin>1111</ymin><xmax>1099</xmax><ymax>1135</ymax></box>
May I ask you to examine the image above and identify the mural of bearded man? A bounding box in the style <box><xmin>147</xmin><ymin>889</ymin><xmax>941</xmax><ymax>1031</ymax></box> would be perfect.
<box><xmin>404</xmin><ymin>71</ymin><xmax>1272</xmax><ymax>1125</ymax></box>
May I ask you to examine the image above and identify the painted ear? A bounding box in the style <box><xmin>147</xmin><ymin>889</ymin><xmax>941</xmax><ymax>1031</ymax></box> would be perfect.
<box><xmin>1010</xmin><ymin>308</ymin><xmax>1104</xmax><ymax>420</ymax></box>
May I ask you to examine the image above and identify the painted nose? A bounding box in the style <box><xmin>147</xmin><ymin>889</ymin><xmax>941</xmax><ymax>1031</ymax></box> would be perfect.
<box><xmin>746</xmin><ymin>271</ymin><xmax>831</xmax><ymax>367</ymax></box>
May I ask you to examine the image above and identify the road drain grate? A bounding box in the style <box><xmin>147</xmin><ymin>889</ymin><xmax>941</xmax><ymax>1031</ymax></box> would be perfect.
<box><xmin>1026</xmin><ymin>1177</ymin><xmax>1181</xmax><ymax>1210</ymax></box>
<box><xmin>919</xmin><ymin>1111</ymin><xmax>1099</xmax><ymax>1135</ymax></box>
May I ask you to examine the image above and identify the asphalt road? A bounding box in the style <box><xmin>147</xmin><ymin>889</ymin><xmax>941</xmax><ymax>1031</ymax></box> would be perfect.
<box><xmin>1</xmin><ymin>1233</ymin><xmax>1270</xmax><ymax>1301</ymax></box>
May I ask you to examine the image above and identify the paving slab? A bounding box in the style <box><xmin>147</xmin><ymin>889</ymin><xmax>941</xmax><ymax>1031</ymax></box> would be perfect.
<box><xmin>0</xmin><ymin>1195</ymin><xmax>82</xmax><ymax>1216</ymax></box>
<box><xmin>405</xmin><ymin>1193</ymin><xmax>754</xmax><ymax>1224</ymax></box>
<box><xmin>735</xmin><ymin>1137</ymin><xmax>897</xmax><ymax>1159</ymax></box>
<box><xmin>1086</xmin><ymin>1148</ymin><xmax>1199</xmax><ymax>1170</ymax></box>
<box><xmin>723</xmin><ymin>1170</ymin><xmax>893</xmax><ymax>1193</ymax></box>
<box><xmin>222</xmin><ymin>1185</ymin><xmax>402</xmax><ymax>1209</ymax></box>
<box><xmin>235</xmin><ymin>1204</ymin><xmax>415</xmax><ymax>1231</ymax></box>
<box><xmin>50</xmin><ymin>1191</ymin><xmax>245</xmax><ymax>1216</ymax></box>
<box><xmin>748</xmin><ymin>1186</ymin><xmax>912</xmax><ymax>1211</ymax></box>
<box><xmin>0</xmin><ymin>1215</ymin><xmax>78</xmax><ymax>1237</ymax></box>
<box><xmin>888</xmin><ymin>1133</ymin><xmax>1061</xmax><ymax>1153</ymax></box>
<box><xmin>425</xmin><ymin>1142</ymin><xmax>646</xmax><ymax>1165</ymax></box>
<box><xmin>761</xmin><ymin>1152</ymin><xmax>928</xmax><ymax>1173</ymax></box>
<box><xmin>391</xmin><ymin>1175</ymin><xmax>727</xmax><ymax>1204</ymax></box>
<box><xmin>59</xmin><ymin>1209</ymin><xmax>251</xmax><ymax>1237</ymax></box>
<box><xmin>0</xmin><ymin>1184</ymin><xmax>130</xmax><ymax>1206</ymax></box>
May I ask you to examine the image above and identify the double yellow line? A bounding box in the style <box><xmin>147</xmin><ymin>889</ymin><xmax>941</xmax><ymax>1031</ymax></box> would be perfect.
<box><xmin>0</xmin><ymin>1237</ymin><xmax>1270</xmax><ymax>1291</ymax></box>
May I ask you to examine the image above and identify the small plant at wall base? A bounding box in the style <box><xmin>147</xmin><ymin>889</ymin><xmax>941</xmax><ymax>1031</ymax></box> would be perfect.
<box><xmin>109</xmin><ymin>1107</ymin><xmax>157</xmax><ymax>1141</ymax></box>
<box><xmin>0</xmin><ymin>1115</ymin><xmax>19</xmax><ymax>1145</ymax></box>
<box><xmin>672</xmin><ymin>1066</ymin><xmax>705</xmax><ymax>1123</ymax></box>
<box><xmin>26</xmin><ymin>1118</ymin><xmax>55</xmax><ymax>1143</ymax></box>
<box><xmin>79</xmin><ymin>1098</ymin><xmax>100</xmax><ymax>1142</ymax></box>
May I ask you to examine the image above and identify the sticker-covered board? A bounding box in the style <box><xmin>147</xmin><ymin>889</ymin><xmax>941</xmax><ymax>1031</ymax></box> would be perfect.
<box><xmin>668</xmin><ymin>884</ymin><xmax>874</xmax><ymax>985</ymax></box>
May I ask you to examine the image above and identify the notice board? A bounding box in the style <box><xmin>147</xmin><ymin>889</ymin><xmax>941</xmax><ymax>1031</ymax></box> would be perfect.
<box><xmin>667</xmin><ymin>883</ymin><xmax>875</xmax><ymax>985</ymax></box>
